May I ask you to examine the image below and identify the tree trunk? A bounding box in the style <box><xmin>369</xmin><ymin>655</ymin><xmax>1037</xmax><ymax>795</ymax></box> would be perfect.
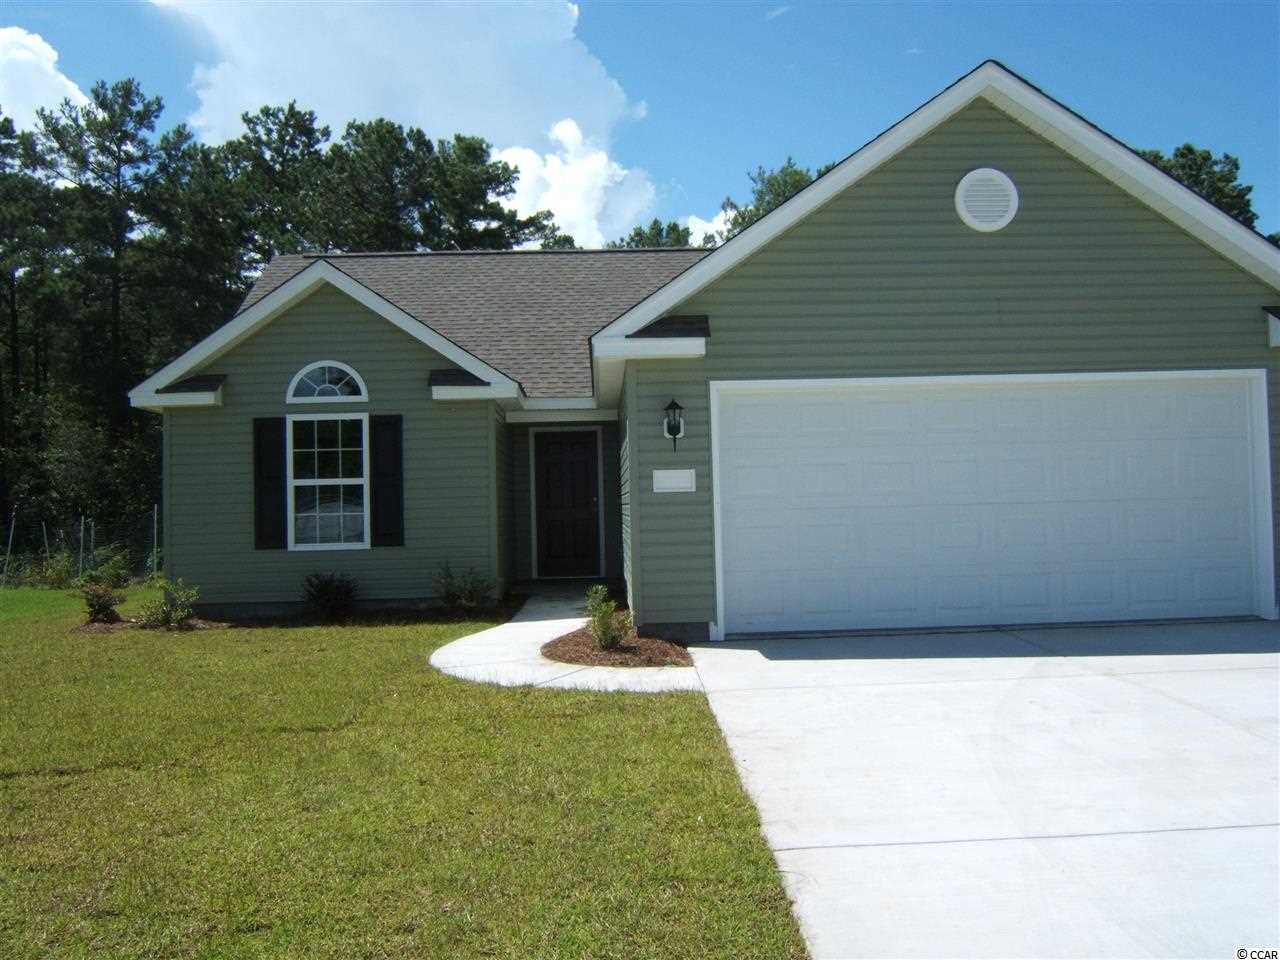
<box><xmin>7</xmin><ymin>270</ymin><xmax>18</xmax><ymax>391</ymax></box>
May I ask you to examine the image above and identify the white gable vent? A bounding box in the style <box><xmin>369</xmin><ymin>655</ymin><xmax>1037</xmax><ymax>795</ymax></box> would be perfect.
<box><xmin>955</xmin><ymin>168</ymin><xmax>1018</xmax><ymax>232</ymax></box>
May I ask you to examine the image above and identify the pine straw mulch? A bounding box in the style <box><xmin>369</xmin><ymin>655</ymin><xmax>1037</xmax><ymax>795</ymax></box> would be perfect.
<box><xmin>541</xmin><ymin>618</ymin><xmax>693</xmax><ymax>668</ymax></box>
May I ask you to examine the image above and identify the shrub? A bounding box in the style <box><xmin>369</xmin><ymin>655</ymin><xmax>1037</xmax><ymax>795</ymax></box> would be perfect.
<box><xmin>80</xmin><ymin>544</ymin><xmax>132</xmax><ymax>589</ymax></box>
<box><xmin>136</xmin><ymin>578</ymin><xmax>200</xmax><ymax>630</ymax></box>
<box><xmin>38</xmin><ymin>550</ymin><xmax>77</xmax><ymax>589</ymax></box>
<box><xmin>432</xmin><ymin>562</ymin><xmax>495</xmax><ymax>617</ymax></box>
<box><xmin>586</xmin><ymin>584</ymin><xmax>622</xmax><ymax>651</ymax></box>
<box><xmin>82</xmin><ymin>583</ymin><xmax>124</xmax><ymax>623</ymax></box>
<box><xmin>303</xmin><ymin>572</ymin><xmax>360</xmax><ymax>623</ymax></box>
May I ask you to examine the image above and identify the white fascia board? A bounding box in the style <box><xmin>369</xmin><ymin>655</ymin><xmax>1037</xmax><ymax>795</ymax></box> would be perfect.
<box><xmin>129</xmin><ymin>386</ymin><xmax>222</xmax><ymax>410</ymax></box>
<box><xmin>593</xmin><ymin>61</ymin><xmax>1280</xmax><ymax>342</ymax></box>
<box><xmin>431</xmin><ymin>382</ymin><xmax>522</xmax><ymax>400</ymax></box>
<box><xmin>978</xmin><ymin>74</ymin><xmax>1280</xmax><ymax>291</ymax></box>
<box><xmin>129</xmin><ymin>260</ymin><xmax>520</xmax><ymax>399</ymax></box>
<box><xmin>507</xmin><ymin>408</ymin><xmax>618</xmax><ymax>424</ymax></box>
<box><xmin>1268</xmin><ymin>308</ymin><xmax>1280</xmax><ymax>348</ymax></box>
<box><xmin>592</xmin><ymin>337</ymin><xmax>706</xmax><ymax>360</ymax></box>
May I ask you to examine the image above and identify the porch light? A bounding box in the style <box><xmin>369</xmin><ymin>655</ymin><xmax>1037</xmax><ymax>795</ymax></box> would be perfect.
<box><xmin>664</xmin><ymin>399</ymin><xmax>685</xmax><ymax>451</ymax></box>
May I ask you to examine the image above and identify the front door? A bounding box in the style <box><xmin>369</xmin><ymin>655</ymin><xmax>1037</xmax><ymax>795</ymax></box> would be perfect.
<box><xmin>534</xmin><ymin>430</ymin><xmax>601</xmax><ymax>578</ymax></box>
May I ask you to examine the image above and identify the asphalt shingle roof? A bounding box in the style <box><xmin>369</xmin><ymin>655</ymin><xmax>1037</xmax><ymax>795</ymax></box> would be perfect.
<box><xmin>239</xmin><ymin>249</ymin><xmax>710</xmax><ymax>398</ymax></box>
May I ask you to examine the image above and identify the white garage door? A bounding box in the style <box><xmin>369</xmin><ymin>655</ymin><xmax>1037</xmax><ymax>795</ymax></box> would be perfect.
<box><xmin>713</xmin><ymin>372</ymin><xmax>1275</xmax><ymax>635</ymax></box>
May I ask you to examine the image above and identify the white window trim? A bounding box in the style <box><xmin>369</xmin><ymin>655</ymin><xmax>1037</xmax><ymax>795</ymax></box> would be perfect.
<box><xmin>528</xmin><ymin>425</ymin><xmax>605</xmax><ymax>580</ymax></box>
<box><xmin>287</xmin><ymin>361</ymin><xmax>368</xmax><ymax>404</ymax></box>
<box><xmin>285</xmin><ymin>412</ymin><xmax>372</xmax><ymax>552</ymax></box>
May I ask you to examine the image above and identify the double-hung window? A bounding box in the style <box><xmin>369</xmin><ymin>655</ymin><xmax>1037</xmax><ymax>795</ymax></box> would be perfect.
<box><xmin>286</xmin><ymin>413</ymin><xmax>370</xmax><ymax>550</ymax></box>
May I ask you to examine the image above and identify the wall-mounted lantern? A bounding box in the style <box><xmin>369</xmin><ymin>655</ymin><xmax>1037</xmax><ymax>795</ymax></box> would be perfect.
<box><xmin>663</xmin><ymin>399</ymin><xmax>685</xmax><ymax>451</ymax></box>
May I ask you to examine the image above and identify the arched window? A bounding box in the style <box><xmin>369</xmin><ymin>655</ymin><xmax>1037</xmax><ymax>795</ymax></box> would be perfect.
<box><xmin>287</xmin><ymin>362</ymin><xmax>367</xmax><ymax>403</ymax></box>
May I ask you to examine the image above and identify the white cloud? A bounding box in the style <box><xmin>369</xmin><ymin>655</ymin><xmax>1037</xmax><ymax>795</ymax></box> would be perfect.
<box><xmin>497</xmin><ymin>119</ymin><xmax>654</xmax><ymax>248</ymax></box>
<box><xmin>151</xmin><ymin>0</ymin><xmax>634</xmax><ymax>149</ymax></box>
<box><xmin>764</xmin><ymin>5</ymin><xmax>793</xmax><ymax>20</ymax></box>
<box><xmin>686</xmin><ymin>208</ymin><xmax>730</xmax><ymax>245</ymax></box>
<box><xmin>150</xmin><ymin>0</ymin><xmax>658</xmax><ymax>246</ymax></box>
<box><xmin>0</xmin><ymin>27</ymin><xmax>88</xmax><ymax>131</ymax></box>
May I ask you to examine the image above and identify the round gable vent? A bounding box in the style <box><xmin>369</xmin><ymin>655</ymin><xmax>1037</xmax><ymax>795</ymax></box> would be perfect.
<box><xmin>955</xmin><ymin>168</ymin><xmax>1018</xmax><ymax>232</ymax></box>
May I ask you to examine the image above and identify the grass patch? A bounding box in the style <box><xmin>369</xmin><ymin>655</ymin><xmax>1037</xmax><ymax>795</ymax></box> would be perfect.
<box><xmin>0</xmin><ymin>587</ymin><xmax>804</xmax><ymax>959</ymax></box>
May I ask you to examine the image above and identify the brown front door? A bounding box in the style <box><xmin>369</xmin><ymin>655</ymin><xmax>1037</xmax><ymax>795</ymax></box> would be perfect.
<box><xmin>534</xmin><ymin>430</ymin><xmax>600</xmax><ymax>578</ymax></box>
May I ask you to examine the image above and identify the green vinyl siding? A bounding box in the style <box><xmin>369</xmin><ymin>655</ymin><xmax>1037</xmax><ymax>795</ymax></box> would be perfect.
<box><xmin>507</xmin><ymin>423</ymin><xmax>623</xmax><ymax>582</ymax></box>
<box><xmin>625</xmin><ymin>98</ymin><xmax>1280</xmax><ymax>627</ymax></box>
<box><xmin>492</xmin><ymin>404</ymin><xmax>511</xmax><ymax>591</ymax></box>
<box><xmin>164</xmin><ymin>285</ymin><xmax>499</xmax><ymax>605</ymax></box>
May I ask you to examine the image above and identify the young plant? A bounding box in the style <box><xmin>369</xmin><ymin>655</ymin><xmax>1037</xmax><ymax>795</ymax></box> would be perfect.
<box><xmin>432</xmin><ymin>562</ymin><xmax>495</xmax><ymax>617</ymax></box>
<box><xmin>82</xmin><ymin>583</ymin><xmax>124</xmax><ymax>623</ymax></box>
<box><xmin>585</xmin><ymin>584</ymin><xmax>622</xmax><ymax>651</ymax></box>
<box><xmin>302</xmin><ymin>572</ymin><xmax>360</xmax><ymax>623</ymax></box>
<box><xmin>136</xmin><ymin>578</ymin><xmax>200</xmax><ymax>630</ymax></box>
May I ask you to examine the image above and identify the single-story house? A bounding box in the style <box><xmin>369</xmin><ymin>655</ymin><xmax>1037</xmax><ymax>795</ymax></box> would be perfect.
<box><xmin>131</xmin><ymin>61</ymin><xmax>1280</xmax><ymax>639</ymax></box>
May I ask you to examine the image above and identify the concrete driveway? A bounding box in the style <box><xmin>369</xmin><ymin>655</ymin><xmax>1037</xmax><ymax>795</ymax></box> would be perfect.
<box><xmin>691</xmin><ymin>621</ymin><xmax>1280</xmax><ymax>959</ymax></box>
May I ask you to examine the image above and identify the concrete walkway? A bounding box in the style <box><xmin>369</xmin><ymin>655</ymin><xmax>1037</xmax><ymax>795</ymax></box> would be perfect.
<box><xmin>429</xmin><ymin>591</ymin><xmax>702</xmax><ymax>693</ymax></box>
<box><xmin>691</xmin><ymin>619</ymin><xmax>1280</xmax><ymax>959</ymax></box>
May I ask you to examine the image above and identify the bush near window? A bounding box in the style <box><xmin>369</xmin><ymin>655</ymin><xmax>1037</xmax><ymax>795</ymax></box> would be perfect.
<box><xmin>136</xmin><ymin>579</ymin><xmax>200</xmax><ymax>630</ymax></box>
<box><xmin>585</xmin><ymin>584</ymin><xmax>624</xmax><ymax>651</ymax></box>
<box><xmin>432</xmin><ymin>562</ymin><xmax>496</xmax><ymax>617</ymax></box>
<box><xmin>302</xmin><ymin>572</ymin><xmax>360</xmax><ymax>623</ymax></box>
<box><xmin>82</xmin><ymin>583</ymin><xmax>124</xmax><ymax>623</ymax></box>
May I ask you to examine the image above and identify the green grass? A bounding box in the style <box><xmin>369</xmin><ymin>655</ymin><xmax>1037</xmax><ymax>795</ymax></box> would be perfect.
<box><xmin>0</xmin><ymin>587</ymin><xmax>804</xmax><ymax>959</ymax></box>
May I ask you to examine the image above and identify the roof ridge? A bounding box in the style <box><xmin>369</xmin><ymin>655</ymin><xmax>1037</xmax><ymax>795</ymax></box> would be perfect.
<box><xmin>300</xmin><ymin>247</ymin><xmax>710</xmax><ymax>259</ymax></box>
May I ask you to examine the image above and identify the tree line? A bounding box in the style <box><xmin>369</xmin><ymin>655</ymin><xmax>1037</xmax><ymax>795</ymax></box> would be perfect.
<box><xmin>0</xmin><ymin>79</ymin><xmax>576</xmax><ymax>544</ymax></box>
<box><xmin>1</xmin><ymin>74</ymin><xmax>1275</xmax><ymax>555</ymax></box>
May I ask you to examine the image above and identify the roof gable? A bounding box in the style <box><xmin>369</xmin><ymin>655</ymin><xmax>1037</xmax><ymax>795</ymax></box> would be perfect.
<box><xmin>130</xmin><ymin>260</ymin><xmax>521</xmax><ymax>408</ymax></box>
<box><xmin>593</xmin><ymin>60</ymin><xmax>1280</xmax><ymax>342</ymax></box>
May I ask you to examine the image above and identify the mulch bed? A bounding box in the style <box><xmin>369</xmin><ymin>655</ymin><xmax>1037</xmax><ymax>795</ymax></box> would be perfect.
<box><xmin>542</xmin><ymin>625</ymin><xmax>693</xmax><ymax>668</ymax></box>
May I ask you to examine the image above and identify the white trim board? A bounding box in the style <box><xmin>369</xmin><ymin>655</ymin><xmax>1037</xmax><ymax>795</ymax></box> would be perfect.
<box><xmin>131</xmin><ymin>386</ymin><xmax>222</xmax><ymax>412</ymax></box>
<box><xmin>593</xmin><ymin>337</ymin><xmax>706</xmax><ymax>360</ymax></box>
<box><xmin>708</xmin><ymin>369</ymin><xmax>1277</xmax><ymax>640</ymax></box>
<box><xmin>528</xmin><ymin>425</ymin><xmax>606</xmax><ymax>580</ymax></box>
<box><xmin>431</xmin><ymin>383</ymin><xmax>521</xmax><ymax>401</ymax></box>
<box><xmin>129</xmin><ymin>260</ymin><xmax>520</xmax><ymax>405</ymax></box>
<box><xmin>506</xmin><ymin>408</ymin><xmax>617</xmax><ymax>424</ymax></box>
<box><xmin>594</xmin><ymin>61</ymin><xmax>1280</xmax><ymax>345</ymax></box>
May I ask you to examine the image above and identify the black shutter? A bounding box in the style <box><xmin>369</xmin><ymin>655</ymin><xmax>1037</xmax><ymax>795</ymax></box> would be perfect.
<box><xmin>370</xmin><ymin>414</ymin><xmax>404</xmax><ymax>547</ymax></box>
<box><xmin>253</xmin><ymin>417</ymin><xmax>287</xmax><ymax>549</ymax></box>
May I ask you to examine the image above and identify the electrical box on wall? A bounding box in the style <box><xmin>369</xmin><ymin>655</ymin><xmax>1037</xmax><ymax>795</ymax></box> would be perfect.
<box><xmin>652</xmin><ymin>469</ymin><xmax>696</xmax><ymax>493</ymax></box>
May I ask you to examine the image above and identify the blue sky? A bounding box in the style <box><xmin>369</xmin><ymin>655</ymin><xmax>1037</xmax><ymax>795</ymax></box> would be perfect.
<box><xmin>3</xmin><ymin>1</ymin><xmax>1276</xmax><ymax>244</ymax></box>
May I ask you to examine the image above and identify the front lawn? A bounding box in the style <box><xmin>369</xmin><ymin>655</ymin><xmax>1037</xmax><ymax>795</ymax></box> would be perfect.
<box><xmin>0</xmin><ymin>587</ymin><xmax>804</xmax><ymax>959</ymax></box>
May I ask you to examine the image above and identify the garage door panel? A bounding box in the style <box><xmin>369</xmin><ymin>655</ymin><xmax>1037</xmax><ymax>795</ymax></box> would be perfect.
<box><xmin>716</xmin><ymin>374</ymin><xmax>1270</xmax><ymax>634</ymax></box>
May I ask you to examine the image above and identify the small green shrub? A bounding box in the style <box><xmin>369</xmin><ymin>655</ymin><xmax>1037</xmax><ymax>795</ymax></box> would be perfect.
<box><xmin>80</xmin><ymin>544</ymin><xmax>132</xmax><ymax>589</ymax></box>
<box><xmin>432</xmin><ymin>562</ymin><xmax>495</xmax><ymax>617</ymax></box>
<box><xmin>303</xmin><ymin>572</ymin><xmax>360</xmax><ymax>623</ymax></box>
<box><xmin>136</xmin><ymin>578</ymin><xmax>200</xmax><ymax>630</ymax></box>
<box><xmin>26</xmin><ymin>550</ymin><xmax>76</xmax><ymax>589</ymax></box>
<box><xmin>82</xmin><ymin>583</ymin><xmax>124</xmax><ymax>623</ymax></box>
<box><xmin>586</xmin><ymin>584</ymin><xmax>622</xmax><ymax>651</ymax></box>
<box><xmin>3</xmin><ymin>549</ymin><xmax>78</xmax><ymax>588</ymax></box>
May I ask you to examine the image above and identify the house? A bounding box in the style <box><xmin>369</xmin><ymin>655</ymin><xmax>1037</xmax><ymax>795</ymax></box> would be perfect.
<box><xmin>131</xmin><ymin>61</ymin><xmax>1280</xmax><ymax>638</ymax></box>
